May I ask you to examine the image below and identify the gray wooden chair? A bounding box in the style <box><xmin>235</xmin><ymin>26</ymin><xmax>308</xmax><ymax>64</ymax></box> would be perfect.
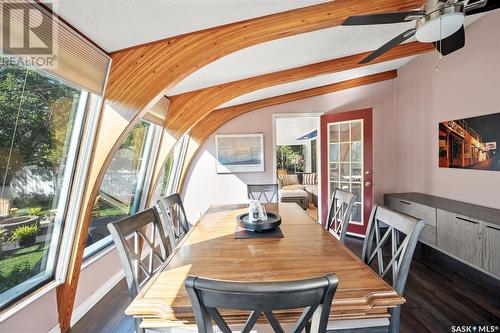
<box><xmin>107</xmin><ymin>208</ymin><xmax>170</xmax><ymax>333</ymax></box>
<box><xmin>185</xmin><ymin>274</ymin><xmax>338</xmax><ymax>333</ymax></box>
<box><xmin>327</xmin><ymin>189</ymin><xmax>356</xmax><ymax>244</ymax></box>
<box><xmin>247</xmin><ymin>184</ymin><xmax>279</xmax><ymax>203</ymax></box>
<box><xmin>157</xmin><ymin>193</ymin><xmax>191</xmax><ymax>251</ymax></box>
<box><xmin>361</xmin><ymin>205</ymin><xmax>425</xmax><ymax>333</ymax></box>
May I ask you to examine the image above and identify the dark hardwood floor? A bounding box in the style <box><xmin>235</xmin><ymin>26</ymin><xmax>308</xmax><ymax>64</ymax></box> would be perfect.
<box><xmin>70</xmin><ymin>236</ymin><xmax>500</xmax><ymax>333</ymax></box>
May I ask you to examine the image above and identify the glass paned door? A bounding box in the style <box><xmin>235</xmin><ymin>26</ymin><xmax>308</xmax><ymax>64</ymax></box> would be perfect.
<box><xmin>327</xmin><ymin>120</ymin><xmax>363</xmax><ymax>225</ymax></box>
<box><xmin>320</xmin><ymin>109</ymin><xmax>373</xmax><ymax>236</ymax></box>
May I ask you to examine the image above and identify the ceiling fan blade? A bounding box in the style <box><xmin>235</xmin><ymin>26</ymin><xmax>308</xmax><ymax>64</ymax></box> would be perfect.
<box><xmin>465</xmin><ymin>0</ymin><xmax>500</xmax><ymax>15</ymax></box>
<box><xmin>359</xmin><ymin>28</ymin><xmax>416</xmax><ymax>64</ymax></box>
<box><xmin>342</xmin><ymin>10</ymin><xmax>425</xmax><ymax>25</ymax></box>
<box><xmin>433</xmin><ymin>25</ymin><xmax>465</xmax><ymax>56</ymax></box>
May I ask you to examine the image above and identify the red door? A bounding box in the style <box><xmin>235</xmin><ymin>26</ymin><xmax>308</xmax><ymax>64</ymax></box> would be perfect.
<box><xmin>320</xmin><ymin>108</ymin><xmax>373</xmax><ymax>236</ymax></box>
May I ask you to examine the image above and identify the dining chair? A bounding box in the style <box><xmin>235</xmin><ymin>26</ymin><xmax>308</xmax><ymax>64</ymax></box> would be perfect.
<box><xmin>107</xmin><ymin>208</ymin><xmax>170</xmax><ymax>333</ymax></box>
<box><xmin>361</xmin><ymin>205</ymin><xmax>425</xmax><ymax>333</ymax></box>
<box><xmin>327</xmin><ymin>189</ymin><xmax>356</xmax><ymax>244</ymax></box>
<box><xmin>185</xmin><ymin>274</ymin><xmax>338</xmax><ymax>333</ymax></box>
<box><xmin>157</xmin><ymin>193</ymin><xmax>191</xmax><ymax>251</ymax></box>
<box><xmin>247</xmin><ymin>184</ymin><xmax>279</xmax><ymax>203</ymax></box>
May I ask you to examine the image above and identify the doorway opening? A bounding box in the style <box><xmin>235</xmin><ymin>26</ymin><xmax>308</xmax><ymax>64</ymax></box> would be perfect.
<box><xmin>273</xmin><ymin>114</ymin><xmax>320</xmax><ymax>221</ymax></box>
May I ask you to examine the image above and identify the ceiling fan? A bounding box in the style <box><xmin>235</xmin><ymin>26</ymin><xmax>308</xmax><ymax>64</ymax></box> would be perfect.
<box><xmin>343</xmin><ymin>0</ymin><xmax>500</xmax><ymax>64</ymax></box>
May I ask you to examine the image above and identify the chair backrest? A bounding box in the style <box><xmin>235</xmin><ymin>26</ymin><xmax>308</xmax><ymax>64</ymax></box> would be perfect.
<box><xmin>157</xmin><ymin>193</ymin><xmax>190</xmax><ymax>251</ymax></box>
<box><xmin>361</xmin><ymin>205</ymin><xmax>425</xmax><ymax>295</ymax></box>
<box><xmin>327</xmin><ymin>189</ymin><xmax>356</xmax><ymax>243</ymax></box>
<box><xmin>247</xmin><ymin>184</ymin><xmax>279</xmax><ymax>203</ymax></box>
<box><xmin>185</xmin><ymin>274</ymin><xmax>338</xmax><ymax>333</ymax></box>
<box><xmin>107</xmin><ymin>208</ymin><xmax>170</xmax><ymax>298</ymax></box>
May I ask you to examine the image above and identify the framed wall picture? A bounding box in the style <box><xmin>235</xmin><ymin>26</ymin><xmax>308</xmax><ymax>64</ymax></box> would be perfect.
<box><xmin>215</xmin><ymin>133</ymin><xmax>264</xmax><ymax>173</ymax></box>
<box><xmin>439</xmin><ymin>112</ymin><xmax>500</xmax><ymax>171</ymax></box>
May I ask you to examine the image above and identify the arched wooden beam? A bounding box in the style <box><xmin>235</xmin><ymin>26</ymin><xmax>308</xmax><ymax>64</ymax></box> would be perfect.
<box><xmin>176</xmin><ymin>70</ymin><xmax>398</xmax><ymax>192</ymax></box>
<box><xmin>57</xmin><ymin>1</ymin><xmax>425</xmax><ymax>330</ymax></box>
<box><xmin>193</xmin><ymin>70</ymin><xmax>397</xmax><ymax>142</ymax></box>
<box><xmin>107</xmin><ymin>0</ymin><xmax>422</xmax><ymax>115</ymax></box>
<box><xmin>166</xmin><ymin>41</ymin><xmax>433</xmax><ymax>138</ymax></box>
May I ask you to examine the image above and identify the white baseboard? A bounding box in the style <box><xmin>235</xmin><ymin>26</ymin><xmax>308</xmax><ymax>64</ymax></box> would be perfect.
<box><xmin>48</xmin><ymin>269</ymin><xmax>124</xmax><ymax>332</ymax></box>
<box><xmin>70</xmin><ymin>269</ymin><xmax>125</xmax><ymax>326</ymax></box>
<box><xmin>48</xmin><ymin>324</ymin><xmax>61</xmax><ymax>333</ymax></box>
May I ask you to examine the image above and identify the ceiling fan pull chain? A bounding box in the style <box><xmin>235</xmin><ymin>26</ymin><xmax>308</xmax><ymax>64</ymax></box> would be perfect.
<box><xmin>435</xmin><ymin>17</ymin><xmax>443</xmax><ymax>72</ymax></box>
<box><xmin>439</xmin><ymin>16</ymin><xmax>443</xmax><ymax>60</ymax></box>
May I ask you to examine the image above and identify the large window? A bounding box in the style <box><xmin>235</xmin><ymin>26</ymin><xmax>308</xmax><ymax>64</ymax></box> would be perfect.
<box><xmin>84</xmin><ymin>120</ymin><xmax>161</xmax><ymax>258</ymax></box>
<box><xmin>0</xmin><ymin>61</ymin><xmax>88</xmax><ymax>308</ymax></box>
<box><xmin>153</xmin><ymin>135</ymin><xmax>190</xmax><ymax>202</ymax></box>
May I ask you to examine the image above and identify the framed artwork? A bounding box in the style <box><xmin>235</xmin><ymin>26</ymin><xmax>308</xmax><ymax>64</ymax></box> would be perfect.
<box><xmin>439</xmin><ymin>112</ymin><xmax>500</xmax><ymax>171</ymax></box>
<box><xmin>215</xmin><ymin>133</ymin><xmax>264</xmax><ymax>173</ymax></box>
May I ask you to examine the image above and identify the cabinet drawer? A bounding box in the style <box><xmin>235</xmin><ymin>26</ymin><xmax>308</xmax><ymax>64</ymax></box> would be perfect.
<box><xmin>483</xmin><ymin>224</ymin><xmax>500</xmax><ymax>278</ymax></box>
<box><xmin>420</xmin><ymin>225</ymin><xmax>436</xmax><ymax>246</ymax></box>
<box><xmin>437</xmin><ymin>209</ymin><xmax>482</xmax><ymax>267</ymax></box>
<box><xmin>386</xmin><ymin>197</ymin><xmax>436</xmax><ymax>227</ymax></box>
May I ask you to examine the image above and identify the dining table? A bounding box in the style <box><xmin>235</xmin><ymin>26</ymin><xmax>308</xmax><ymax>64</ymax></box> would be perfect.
<box><xmin>125</xmin><ymin>203</ymin><xmax>405</xmax><ymax>331</ymax></box>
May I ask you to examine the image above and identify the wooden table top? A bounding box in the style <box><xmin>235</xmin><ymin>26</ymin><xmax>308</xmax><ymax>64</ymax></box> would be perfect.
<box><xmin>126</xmin><ymin>203</ymin><xmax>404</xmax><ymax>328</ymax></box>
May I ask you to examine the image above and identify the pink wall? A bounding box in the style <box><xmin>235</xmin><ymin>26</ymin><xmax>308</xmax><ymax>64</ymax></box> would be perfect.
<box><xmin>0</xmin><ymin>248</ymin><xmax>122</xmax><ymax>332</ymax></box>
<box><xmin>182</xmin><ymin>80</ymin><xmax>398</xmax><ymax>222</ymax></box>
<box><xmin>0</xmin><ymin>289</ymin><xmax>59</xmax><ymax>333</ymax></box>
<box><xmin>395</xmin><ymin>10</ymin><xmax>500</xmax><ymax>209</ymax></box>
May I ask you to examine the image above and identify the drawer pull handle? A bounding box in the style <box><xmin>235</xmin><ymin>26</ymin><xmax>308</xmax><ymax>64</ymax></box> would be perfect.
<box><xmin>486</xmin><ymin>225</ymin><xmax>500</xmax><ymax>231</ymax></box>
<box><xmin>399</xmin><ymin>200</ymin><xmax>411</xmax><ymax>205</ymax></box>
<box><xmin>456</xmin><ymin>216</ymin><xmax>478</xmax><ymax>224</ymax></box>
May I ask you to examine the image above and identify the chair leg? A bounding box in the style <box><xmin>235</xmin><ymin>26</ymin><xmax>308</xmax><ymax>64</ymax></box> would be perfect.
<box><xmin>306</xmin><ymin>321</ymin><xmax>311</xmax><ymax>333</ymax></box>
<box><xmin>135</xmin><ymin>318</ymin><xmax>145</xmax><ymax>333</ymax></box>
<box><xmin>389</xmin><ymin>305</ymin><xmax>400</xmax><ymax>333</ymax></box>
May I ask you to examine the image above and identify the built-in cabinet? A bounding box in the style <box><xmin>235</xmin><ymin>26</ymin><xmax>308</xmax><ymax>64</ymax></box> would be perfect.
<box><xmin>483</xmin><ymin>224</ymin><xmax>500</xmax><ymax>277</ymax></box>
<box><xmin>436</xmin><ymin>209</ymin><xmax>482</xmax><ymax>267</ymax></box>
<box><xmin>386</xmin><ymin>196</ymin><xmax>437</xmax><ymax>246</ymax></box>
<box><xmin>385</xmin><ymin>193</ymin><xmax>500</xmax><ymax>279</ymax></box>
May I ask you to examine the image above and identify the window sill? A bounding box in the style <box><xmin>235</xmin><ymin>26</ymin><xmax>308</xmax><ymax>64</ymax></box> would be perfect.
<box><xmin>81</xmin><ymin>242</ymin><xmax>116</xmax><ymax>269</ymax></box>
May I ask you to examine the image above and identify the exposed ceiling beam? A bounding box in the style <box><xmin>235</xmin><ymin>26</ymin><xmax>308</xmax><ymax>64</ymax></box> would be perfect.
<box><xmin>166</xmin><ymin>42</ymin><xmax>433</xmax><ymax>138</ymax></box>
<box><xmin>106</xmin><ymin>0</ymin><xmax>423</xmax><ymax>114</ymax></box>
<box><xmin>191</xmin><ymin>70</ymin><xmax>397</xmax><ymax>142</ymax></box>
<box><xmin>174</xmin><ymin>70</ymin><xmax>398</xmax><ymax>193</ymax></box>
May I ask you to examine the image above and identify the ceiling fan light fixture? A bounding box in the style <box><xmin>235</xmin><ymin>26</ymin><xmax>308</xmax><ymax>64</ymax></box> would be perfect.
<box><xmin>415</xmin><ymin>4</ymin><xmax>465</xmax><ymax>43</ymax></box>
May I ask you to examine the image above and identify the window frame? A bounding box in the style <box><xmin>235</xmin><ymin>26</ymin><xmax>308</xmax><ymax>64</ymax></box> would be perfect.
<box><xmin>82</xmin><ymin>120</ymin><xmax>163</xmax><ymax>260</ymax></box>
<box><xmin>0</xmin><ymin>68</ymin><xmax>106</xmax><ymax>317</ymax></box>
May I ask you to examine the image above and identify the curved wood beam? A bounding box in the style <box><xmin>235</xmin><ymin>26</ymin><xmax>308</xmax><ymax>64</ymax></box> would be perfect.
<box><xmin>192</xmin><ymin>71</ymin><xmax>397</xmax><ymax>142</ymax></box>
<box><xmin>108</xmin><ymin>0</ymin><xmax>421</xmax><ymax>115</ymax></box>
<box><xmin>166</xmin><ymin>41</ymin><xmax>433</xmax><ymax>138</ymax></box>
<box><xmin>57</xmin><ymin>1</ymin><xmax>425</xmax><ymax>330</ymax></box>
<box><xmin>176</xmin><ymin>70</ymin><xmax>397</xmax><ymax>192</ymax></box>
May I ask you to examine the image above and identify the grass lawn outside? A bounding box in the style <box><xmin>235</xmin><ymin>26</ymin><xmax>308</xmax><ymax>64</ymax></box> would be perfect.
<box><xmin>0</xmin><ymin>244</ymin><xmax>47</xmax><ymax>294</ymax></box>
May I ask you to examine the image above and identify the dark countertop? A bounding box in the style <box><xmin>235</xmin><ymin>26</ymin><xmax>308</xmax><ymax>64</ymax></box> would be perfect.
<box><xmin>384</xmin><ymin>192</ymin><xmax>500</xmax><ymax>227</ymax></box>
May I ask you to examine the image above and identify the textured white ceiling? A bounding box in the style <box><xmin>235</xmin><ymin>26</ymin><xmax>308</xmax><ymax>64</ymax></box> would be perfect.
<box><xmin>50</xmin><ymin>0</ymin><xmax>329</xmax><ymax>52</ymax></box>
<box><xmin>51</xmin><ymin>1</ymin><xmax>486</xmax><ymax>105</ymax></box>
<box><xmin>167</xmin><ymin>22</ymin><xmax>416</xmax><ymax>95</ymax></box>
<box><xmin>219</xmin><ymin>56</ymin><xmax>416</xmax><ymax>108</ymax></box>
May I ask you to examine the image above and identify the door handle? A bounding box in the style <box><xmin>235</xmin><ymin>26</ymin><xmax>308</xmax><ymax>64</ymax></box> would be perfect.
<box><xmin>364</xmin><ymin>181</ymin><xmax>372</xmax><ymax>187</ymax></box>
